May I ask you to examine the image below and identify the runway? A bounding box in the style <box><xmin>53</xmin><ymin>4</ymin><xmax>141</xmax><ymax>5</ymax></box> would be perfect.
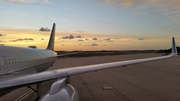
<box><xmin>1</xmin><ymin>53</ymin><xmax>180</xmax><ymax>101</ymax></box>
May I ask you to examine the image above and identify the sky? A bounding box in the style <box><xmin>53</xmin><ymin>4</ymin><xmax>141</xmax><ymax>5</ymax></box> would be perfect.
<box><xmin>0</xmin><ymin>0</ymin><xmax>180</xmax><ymax>51</ymax></box>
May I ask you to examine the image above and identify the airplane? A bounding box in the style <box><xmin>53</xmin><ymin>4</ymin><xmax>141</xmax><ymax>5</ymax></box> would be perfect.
<box><xmin>0</xmin><ymin>23</ymin><xmax>178</xmax><ymax>101</ymax></box>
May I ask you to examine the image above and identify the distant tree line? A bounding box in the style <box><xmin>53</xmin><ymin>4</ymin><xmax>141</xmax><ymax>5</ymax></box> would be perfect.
<box><xmin>158</xmin><ymin>46</ymin><xmax>180</xmax><ymax>54</ymax></box>
<box><xmin>55</xmin><ymin>47</ymin><xmax>180</xmax><ymax>58</ymax></box>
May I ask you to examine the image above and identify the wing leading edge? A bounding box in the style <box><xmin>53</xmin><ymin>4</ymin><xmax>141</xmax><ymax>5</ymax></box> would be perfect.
<box><xmin>0</xmin><ymin>37</ymin><xmax>178</xmax><ymax>90</ymax></box>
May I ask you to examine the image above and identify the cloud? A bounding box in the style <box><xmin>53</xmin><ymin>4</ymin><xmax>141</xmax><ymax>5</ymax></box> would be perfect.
<box><xmin>101</xmin><ymin>0</ymin><xmax>180</xmax><ymax>22</ymax></box>
<box><xmin>104</xmin><ymin>38</ymin><xmax>114</xmax><ymax>42</ymax></box>
<box><xmin>24</xmin><ymin>38</ymin><xmax>33</xmax><ymax>40</ymax></box>
<box><xmin>0</xmin><ymin>40</ymin><xmax>5</xmax><ymax>43</ymax></box>
<box><xmin>62</xmin><ymin>7</ymin><xmax>75</xmax><ymax>12</ymax></box>
<box><xmin>39</xmin><ymin>27</ymin><xmax>50</xmax><ymax>32</ymax></box>
<box><xmin>5</xmin><ymin>0</ymin><xmax>51</xmax><ymax>4</ymax></box>
<box><xmin>10</xmin><ymin>40</ymin><xmax>16</xmax><ymax>42</ymax></box>
<box><xmin>69</xmin><ymin>35</ymin><xmax>74</xmax><ymax>39</ymax></box>
<box><xmin>105</xmin><ymin>22</ymin><xmax>115</xmax><ymax>25</ymax></box>
<box><xmin>138</xmin><ymin>38</ymin><xmax>144</xmax><ymax>40</ymax></box>
<box><xmin>76</xmin><ymin>35</ymin><xmax>82</xmax><ymax>38</ymax></box>
<box><xmin>0</xmin><ymin>34</ymin><xmax>5</xmax><ymax>36</ymax></box>
<box><xmin>62</xmin><ymin>36</ymin><xmax>68</xmax><ymax>39</ymax></box>
<box><xmin>94</xmin><ymin>20</ymin><xmax>103</xmax><ymax>23</ymax></box>
<box><xmin>10</xmin><ymin>38</ymin><xmax>34</xmax><ymax>42</ymax></box>
<box><xmin>101</xmin><ymin>0</ymin><xmax>147</xmax><ymax>8</ymax></box>
<box><xmin>92</xmin><ymin>38</ymin><xmax>98</xmax><ymax>40</ymax></box>
<box><xmin>104</xmin><ymin>38</ymin><xmax>111</xmax><ymax>41</ymax></box>
<box><xmin>91</xmin><ymin>43</ymin><xmax>98</xmax><ymax>46</ymax></box>
<box><xmin>78</xmin><ymin>40</ymin><xmax>84</xmax><ymax>41</ymax></box>
<box><xmin>62</xmin><ymin>35</ymin><xmax>74</xmax><ymax>39</ymax></box>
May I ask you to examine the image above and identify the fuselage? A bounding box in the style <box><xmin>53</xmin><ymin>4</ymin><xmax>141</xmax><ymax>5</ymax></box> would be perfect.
<box><xmin>0</xmin><ymin>45</ymin><xmax>57</xmax><ymax>76</ymax></box>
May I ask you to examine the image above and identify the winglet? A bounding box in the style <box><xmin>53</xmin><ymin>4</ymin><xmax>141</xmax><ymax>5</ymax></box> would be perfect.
<box><xmin>171</xmin><ymin>37</ymin><xmax>178</xmax><ymax>57</ymax></box>
<box><xmin>46</xmin><ymin>23</ymin><xmax>55</xmax><ymax>51</ymax></box>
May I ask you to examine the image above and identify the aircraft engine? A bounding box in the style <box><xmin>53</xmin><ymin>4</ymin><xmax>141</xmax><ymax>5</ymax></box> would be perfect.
<box><xmin>39</xmin><ymin>78</ymin><xmax>79</xmax><ymax>101</ymax></box>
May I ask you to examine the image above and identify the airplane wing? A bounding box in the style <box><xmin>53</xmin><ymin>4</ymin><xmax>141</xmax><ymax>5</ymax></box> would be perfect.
<box><xmin>0</xmin><ymin>37</ymin><xmax>178</xmax><ymax>91</ymax></box>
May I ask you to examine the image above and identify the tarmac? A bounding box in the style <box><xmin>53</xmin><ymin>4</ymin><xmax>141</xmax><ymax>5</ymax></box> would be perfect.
<box><xmin>1</xmin><ymin>53</ymin><xmax>180</xmax><ymax>101</ymax></box>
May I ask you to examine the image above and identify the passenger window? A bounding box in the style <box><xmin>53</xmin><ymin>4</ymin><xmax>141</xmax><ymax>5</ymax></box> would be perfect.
<box><xmin>4</xmin><ymin>59</ymin><xmax>7</xmax><ymax>65</ymax></box>
<box><xmin>11</xmin><ymin>59</ymin><xmax>13</xmax><ymax>64</ymax></box>
<box><xmin>8</xmin><ymin>59</ymin><xmax>10</xmax><ymax>64</ymax></box>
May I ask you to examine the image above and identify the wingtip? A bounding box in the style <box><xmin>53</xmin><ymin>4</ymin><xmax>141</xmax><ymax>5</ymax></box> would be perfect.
<box><xmin>171</xmin><ymin>37</ymin><xmax>178</xmax><ymax>57</ymax></box>
<box><xmin>53</xmin><ymin>23</ymin><xmax>56</xmax><ymax>26</ymax></box>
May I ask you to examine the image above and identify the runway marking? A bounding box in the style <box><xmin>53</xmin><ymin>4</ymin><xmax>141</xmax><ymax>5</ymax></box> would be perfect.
<box><xmin>102</xmin><ymin>86</ymin><xmax>113</xmax><ymax>90</ymax></box>
<box><xmin>96</xmin><ymin>70</ymin><xmax>169</xmax><ymax>101</ymax></box>
<box><xmin>15</xmin><ymin>89</ymin><xmax>34</xmax><ymax>101</ymax></box>
<box><xmin>92</xmin><ymin>72</ymin><xmax>132</xmax><ymax>101</ymax></box>
<box><xmin>15</xmin><ymin>82</ymin><xmax>47</xmax><ymax>101</ymax></box>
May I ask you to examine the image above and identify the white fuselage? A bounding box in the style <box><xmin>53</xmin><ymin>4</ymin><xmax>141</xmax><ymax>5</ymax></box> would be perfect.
<box><xmin>0</xmin><ymin>45</ymin><xmax>57</xmax><ymax>76</ymax></box>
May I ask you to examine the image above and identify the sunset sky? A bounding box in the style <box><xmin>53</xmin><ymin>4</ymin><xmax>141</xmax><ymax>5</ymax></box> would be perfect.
<box><xmin>0</xmin><ymin>0</ymin><xmax>180</xmax><ymax>51</ymax></box>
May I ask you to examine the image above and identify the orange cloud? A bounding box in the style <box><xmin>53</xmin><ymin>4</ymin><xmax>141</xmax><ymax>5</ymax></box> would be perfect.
<box><xmin>0</xmin><ymin>28</ymin><xmax>172</xmax><ymax>51</ymax></box>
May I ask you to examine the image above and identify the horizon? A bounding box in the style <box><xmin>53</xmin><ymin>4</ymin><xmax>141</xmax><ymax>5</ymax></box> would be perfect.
<box><xmin>0</xmin><ymin>0</ymin><xmax>180</xmax><ymax>51</ymax></box>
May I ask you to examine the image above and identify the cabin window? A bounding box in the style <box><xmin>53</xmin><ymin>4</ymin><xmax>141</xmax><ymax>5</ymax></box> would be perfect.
<box><xmin>11</xmin><ymin>59</ymin><xmax>13</xmax><ymax>64</ymax></box>
<box><xmin>3</xmin><ymin>59</ymin><xmax>7</xmax><ymax>65</ymax></box>
<box><xmin>8</xmin><ymin>59</ymin><xmax>10</xmax><ymax>64</ymax></box>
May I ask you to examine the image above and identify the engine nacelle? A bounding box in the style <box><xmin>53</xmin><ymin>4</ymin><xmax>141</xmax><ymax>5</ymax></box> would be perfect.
<box><xmin>39</xmin><ymin>78</ymin><xmax>79</xmax><ymax>101</ymax></box>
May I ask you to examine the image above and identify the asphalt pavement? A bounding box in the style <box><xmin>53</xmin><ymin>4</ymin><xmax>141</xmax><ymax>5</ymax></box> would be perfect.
<box><xmin>1</xmin><ymin>53</ymin><xmax>180</xmax><ymax>101</ymax></box>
